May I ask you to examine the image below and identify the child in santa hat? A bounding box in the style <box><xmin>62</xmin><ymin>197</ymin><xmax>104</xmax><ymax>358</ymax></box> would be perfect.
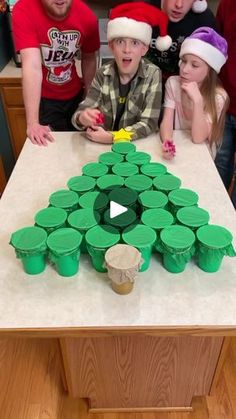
<box><xmin>72</xmin><ymin>1</ymin><xmax>171</xmax><ymax>143</ymax></box>
<box><xmin>160</xmin><ymin>26</ymin><xmax>229</xmax><ymax>159</ymax></box>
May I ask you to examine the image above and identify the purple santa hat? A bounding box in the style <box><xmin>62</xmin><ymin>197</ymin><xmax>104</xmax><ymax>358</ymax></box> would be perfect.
<box><xmin>180</xmin><ymin>27</ymin><xmax>228</xmax><ymax>73</ymax></box>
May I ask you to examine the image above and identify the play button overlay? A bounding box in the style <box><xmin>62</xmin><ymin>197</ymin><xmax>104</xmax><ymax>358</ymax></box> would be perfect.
<box><xmin>92</xmin><ymin>187</ymin><xmax>138</xmax><ymax>234</ymax></box>
<box><xmin>110</xmin><ymin>201</ymin><xmax>127</xmax><ymax>219</ymax></box>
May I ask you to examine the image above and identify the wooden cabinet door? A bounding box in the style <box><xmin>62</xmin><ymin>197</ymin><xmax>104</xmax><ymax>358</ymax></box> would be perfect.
<box><xmin>7</xmin><ymin>108</ymin><xmax>27</xmax><ymax>158</ymax></box>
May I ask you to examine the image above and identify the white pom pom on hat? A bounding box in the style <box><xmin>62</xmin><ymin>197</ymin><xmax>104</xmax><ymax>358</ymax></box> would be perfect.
<box><xmin>192</xmin><ymin>0</ymin><xmax>208</xmax><ymax>13</ymax></box>
<box><xmin>107</xmin><ymin>1</ymin><xmax>172</xmax><ymax>51</ymax></box>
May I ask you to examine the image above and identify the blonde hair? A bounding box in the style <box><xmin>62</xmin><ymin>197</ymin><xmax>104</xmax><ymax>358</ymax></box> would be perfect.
<box><xmin>200</xmin><ymin>67</ymin><xmax>229</xmax><ymax>148</ymax></box>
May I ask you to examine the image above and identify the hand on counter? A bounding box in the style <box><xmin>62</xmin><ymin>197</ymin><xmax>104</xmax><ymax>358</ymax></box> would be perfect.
<box><xmin>86</xmin><ymin>126</ymin><xmax>113</xmax><ymax>144</ymax></box>
<box><xmin>27</xmin><ymin>123</ymin><xmax>55</xmax><ymax>146</ymax></box>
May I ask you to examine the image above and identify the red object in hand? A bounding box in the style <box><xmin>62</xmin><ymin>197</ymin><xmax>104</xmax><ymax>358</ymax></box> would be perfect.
<box><xmin>162</xmin><ymin>140</ymin><xmax>176</xmax><ymax>160</ymax></box>
<box><xmin>95</xmin><ymin>112</ymin><xmax>105</xmax><ymax>125</ymax></box>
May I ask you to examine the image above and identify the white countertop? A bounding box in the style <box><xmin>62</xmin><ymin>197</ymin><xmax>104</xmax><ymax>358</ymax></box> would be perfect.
<box><xmin>0</xmin><ymin>59</ymin><xmax>22</xmax><ymax>79</ymax></box>
<box><xmin>0</xmin><ymin>131</ymin><xmax>236</xmax><ymax>331</ymax></box>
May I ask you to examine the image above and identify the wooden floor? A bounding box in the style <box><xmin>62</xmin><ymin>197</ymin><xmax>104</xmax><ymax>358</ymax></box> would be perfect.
<box><xmin>0</xmin><ymin>337</ymin><xmax>236</xmax><ymax>419</ymax></box>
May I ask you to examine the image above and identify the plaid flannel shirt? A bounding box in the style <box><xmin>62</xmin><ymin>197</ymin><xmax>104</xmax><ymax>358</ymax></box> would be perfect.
<box><xmin>72</xmin><ymin>59</ymin><xmax>161</xmax><ymax>140</ymax></box>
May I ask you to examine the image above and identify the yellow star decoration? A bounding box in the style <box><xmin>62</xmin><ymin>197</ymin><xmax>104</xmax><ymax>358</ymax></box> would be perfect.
<box><xmin>111</xmin><ymin>128</ymin><xmax>134</xmax><ymax>143</ymax></box>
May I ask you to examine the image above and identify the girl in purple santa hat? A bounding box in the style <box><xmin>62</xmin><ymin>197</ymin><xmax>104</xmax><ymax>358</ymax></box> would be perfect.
<box><xmin>160</xmin><ymin>26</ymin><xmax>229</xmax><ymax>159</ymax></box>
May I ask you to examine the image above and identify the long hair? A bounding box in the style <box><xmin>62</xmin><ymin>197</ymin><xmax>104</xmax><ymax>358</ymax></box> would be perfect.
<box><xmin>200</xmin><ymin>67</ymin><xmax>229</xmax><ymax>148</ymax></box>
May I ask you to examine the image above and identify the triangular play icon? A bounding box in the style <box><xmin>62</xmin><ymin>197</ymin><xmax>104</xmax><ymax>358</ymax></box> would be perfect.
<box><xmin>110</xmin><ymin>201</ymin><xmax>128</xmax><ymax>219</ymax></box>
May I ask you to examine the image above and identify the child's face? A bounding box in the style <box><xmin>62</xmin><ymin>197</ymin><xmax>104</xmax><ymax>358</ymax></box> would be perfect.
<box><xmin>109</xmin><ymin>38</ymin><xmax>148</xmax><ymax>77</ymax></box>
<box><xmin>179</xmin><ymin>54</ymin><xmax>209</xmax><ymax>85</ymax></box>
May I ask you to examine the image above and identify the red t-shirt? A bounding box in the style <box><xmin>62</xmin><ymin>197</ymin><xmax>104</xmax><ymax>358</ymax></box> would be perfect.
<box><xmin>12</xmin><ymin>0</ymin><xmax>100</xmax><ymax>100</ymax></box>
<box><xmin>216</xmin><ymin>0</ymin><xmax>236</xmax><ymax>115</ymax></box>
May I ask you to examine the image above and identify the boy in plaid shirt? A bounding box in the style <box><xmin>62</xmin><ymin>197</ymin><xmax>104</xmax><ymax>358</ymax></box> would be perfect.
<box><xmin>72</xmin><ymin>2</ymin><xmax>172</xmax><ymax>143</ymax></box>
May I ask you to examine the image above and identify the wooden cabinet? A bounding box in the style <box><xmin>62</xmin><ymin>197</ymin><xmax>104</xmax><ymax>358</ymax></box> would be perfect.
<box><xmin>0</xmin><ymin>78</ymin><xmax>26</xmax><ymax>159</ymax></box>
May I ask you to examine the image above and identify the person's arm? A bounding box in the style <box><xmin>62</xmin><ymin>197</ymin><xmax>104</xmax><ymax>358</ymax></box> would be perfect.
<box><xmin>81</xmin><ymin>51</ymin><xmax>97</xmax><ymax>94</ymax></box>
<box><xmin>72</xmin><ymin>67</ymin><xmax>103</xmax><ymax>129</ymax></box>
<box><xmin>20</xmin><ymin>48</ymin><xmax>54</xmax><ymax>146</ymax></box>
<box><xmin>181</xmin><ymin>81</ymin><xmax>210</xmax><ymax>143</ymax></box>
<box><xmin>159</xmin><ymin>107</ymin><xmax>174</xmax><ymax>142</ymax></box>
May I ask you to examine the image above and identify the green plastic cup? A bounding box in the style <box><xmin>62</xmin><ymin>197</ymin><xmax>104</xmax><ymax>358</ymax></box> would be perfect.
<box><xmin>10</xmin><ymin>226</ymin><xmax>48</xmax><ymax>274</ymax></box>
<box><xmin>126</xmin><ymin>151</ymin><xmax>151</xmax><ymax>167</ymax></box>
<box><xmin>112</xmin><ymin>162</ymin><xmax>139</xmax><ymax>177</ymax></box>
<box><xmin>49</xmin><ymin>189</ymin><xmax>79</xmax><ymax>213</ymax></box>
<box><xmin>103</xmin><ymin>207</ymin><xmax>137</xmax><ymax>231</ymax></box>
<box><xmin>67</xmin><ymin>208</ymin><xmax>100</xmax><ymax>253</ymax></box>
<box><xmin>67</xmin><ymin>175</ymin><xmax>96</xmax><ymax>196</ymax></box>
<box><xmin>138</xmin><ymin>190</ymin><xmax>168</xmax><ymax>210</ymax></box>
<box><xmin>85</xmin><ymin>225</ymin><xmax>120</xmax><ymax>272</ymax></box>
<box><xmin>141</xmin><ymin>208</ymin><xmax>174</xmax><ymax>252</ymax></box>
<box><xmin>34</xmin><ymin>207</ymin><xmax>67</xmax><ymax>233</ymax></box>
<box><xmin>47</xmin><ymin>228</ymin><xmax>82</xmax><ymax>276</ymax></box>
<box><xmin>176</xmin><ymin>206</ymin><xmax>209</xmax><ymax>230</ymax></box>
<box><xmin>99</xmin><ymin>151</ymin><xmax>124</xmax><ymax>172</ymax></box>
<box><xmin>125</xmin><ymin>174</ymin><xmax>152</xmax><ymax>193</ymax></box>
<box><xmin>159</xmin><ymin>225</ymin><xmax>195</xmax><ymax>273</ymax></box>
<box><xmin>196</xmin><ymin>224</ymin><xmax>236</xmax><ymax>273</ymax></box>
<box><xmin>108</xmin><ymin>187</ymin><xmax>138</xmax><ymax>211</ymax></box>
<box><xmin>78</xmin><ymin>191</ymin><xmax>109</xmax><ymax>213</ymax></box>
<box><xmin>168</xmin><ymin>188</ymin><xmax>199</xmax><ymax>215</ymax></box>
<box><xmin>82</xmin><ymin>162</ymin><xmax>108</xmax><ymax>178</ymax></box>
<box><xmin>140</xmin><ymin>162</ymin><xmax>167</xmax><ymax>178</ymax></box>
<box><xmin>141</xmin><ymin>208</ymin><xmax>174</xmax><ymax>231</ymax></box>
<box><xmin>112</xmin><ymin>142</ymin><xmax>136</xmax><ymax>155</ymax></box>
<box><xmin>97</xmin><ymin>174</ymin><xmax>124</xmax><ymax>192</ymax></box>
<box><xmin>153</xmin><ymin>174</ymin><xmax>181</xmax><ymax>195</ymax></box>
<box><xmin>122</xmin><ymin>224</ymin><xmax>156</xmax><ymax>271</ymax></box>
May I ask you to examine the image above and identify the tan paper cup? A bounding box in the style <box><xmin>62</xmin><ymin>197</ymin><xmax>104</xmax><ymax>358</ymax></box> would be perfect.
<box><xmin>105</xmin><ymin>244</ymin><xmax>141</xmax><ymax>295</ymax></box>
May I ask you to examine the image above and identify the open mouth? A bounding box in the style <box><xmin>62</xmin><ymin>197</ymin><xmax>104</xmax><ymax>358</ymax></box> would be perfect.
<box><xmin>170</xmin><ymin>10</ymin><xmax>183</xmax><ymax>19</ymax></box>
<box><xmin>122</xmin><ymin>58</ymin><xmax>132</xmax><ymax>65</ymax></box>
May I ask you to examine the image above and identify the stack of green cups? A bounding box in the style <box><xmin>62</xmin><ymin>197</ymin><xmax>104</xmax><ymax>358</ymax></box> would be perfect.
<box><xmin>196</xmin><ymin>224</ymin><xmax>236</xmax><ymax>272</ymax></box>
<box><xmin>99</xmin><ymin>151</ymin><xmax>124</xmax><ymax>172</ymax></box>
<box><xmin>47</xmin><ymin>228</ymin><xmax>82</xmax><ymax>276</ymax></box>
<box><xmin>85</xmin><ymin>225</ymin><xmax>120</xmax><ymax>272</ymax></box>
<box><xmin>67</xmin><ymin>175</ymin><xmax>96</xmax><ymax>196</ymax></box>
<box><xmin>67</xmin><ymin>208</ymin><xmax>100</xmax><ymax>253</ymax></box>
<box><xmin>138</xmin><ymin>190</ymin><xmax>168</xmax><ymax>211</ymax></box>
<box><xmin>140</xmin><ymin>162</ymin><xmax>167</xmax><ymax>178</ymax></box>
<box><xmin>34</xmin><ymin>207</ymin><xmax>67</xmax><ymax>234</ymax></box>
<box><xmin>112</xmin><ymin>162</ymin><xmax>139</xmax><ymax>177</ymax></box>
<box><xmin>141</xmin><ymin>208</ymin><xmax>174</xmax><ymax>249</ymax></box>
<box><xmin>78</xmin><ymin>191</ymin><xmax>109</xmax><ymax>214</ymax></box>
<box><xmin>112</xmin><ymin>142</ymin><xmax>136</xmax><ymax>155</ymax></box>
<box><xmin>49</xmin><ymin>189</ymin><xmax>79</xmax><ymax>213</ymax></box>
<box><xmin>97</xmin><ymin>174</ymin><xmax>124</xmax><ymax>192</ymax></box>
<box><xmin>168</xmin><ymin>188</ymin><xmax>199</xmax><ymax>215</ymax></box>
<box><xmin>158</xmin><ymin>225</ymin><xmax>195</xmax><ymax>273</ymax></box>
<box><xmin>176</xmin><ymin>206</ymin><xmax>209</xmax><ymax>230</ymax></box>
<box><xmin>10</xmin><ymin>226</ymin><xmax>48</xmax><ymax>274</ymax></box>
<box><xmin>126</xmin><ymin>151</ymin><xmax>151</xmax><ymax>167</ymax></box>
<box><xmin>82</xmin><ymin>162</ymin><xmax>108</xmax><ymax>178</ymax></box>
<box><xmin>122</xmin><ymin>224</ymin><xmax>156</xmax><ymax>271</ymax></box>
<box><xmin>153</xmin><ymin>174</ymin><xmax>181</xmax><ymax>195</ymax></box>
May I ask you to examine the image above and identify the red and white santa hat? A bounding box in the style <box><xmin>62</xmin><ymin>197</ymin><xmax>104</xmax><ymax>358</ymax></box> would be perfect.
<box><xmin>107</xmin><ymin>1</ymin><xmax>172</xmax><ymax>52</ymax></box>
<box><xmin>192</xmin><ymin>0</ymin><xmax>208</xmax><ymax>13</ymax></box>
